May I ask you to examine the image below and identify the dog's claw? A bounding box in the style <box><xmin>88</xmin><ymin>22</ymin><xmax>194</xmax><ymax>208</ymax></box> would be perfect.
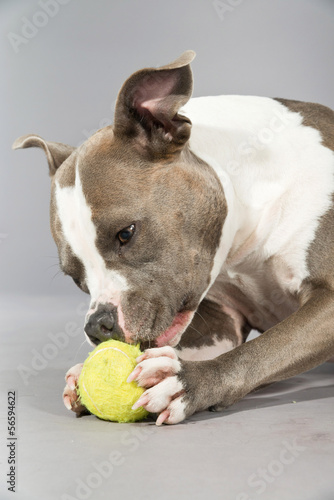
<box><xmin>63</xmin><ymin>395</ymin><xmax>73</xmax><ymax>411</ymax></box>
<box><xmin>132</xmin><ymin>347</ymin><xmax>187</xmax><ymax>425</ymax></box>
<box><xmin>132</xmin><ymin>393</ymin><xmax>149</xmax><ymax>410</ymax></box>
<box><xmin>127</xmin><ymin>366</ymin><xmax>142</xmax><ymax>383</ymax></box>
<box><xmin>156</xmin><ymin>409</ymin><xmax>170</xmax><ymax>426</ymax></box>
<box><xmin>63</xmin><ymin>363</ymin><xmax>88</xmax><ymax>416</ymax></box>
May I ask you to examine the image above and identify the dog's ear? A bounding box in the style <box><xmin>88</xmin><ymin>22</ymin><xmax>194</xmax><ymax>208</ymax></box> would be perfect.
<box><xmin>12</xmin><ymin>134</ymin><xmax>76</xmax><ymax>176</ymax></box>
<box><xmin>114</xmin><ymin>50</ymin><xmax>196</xmax><ymax>158</ymax></box>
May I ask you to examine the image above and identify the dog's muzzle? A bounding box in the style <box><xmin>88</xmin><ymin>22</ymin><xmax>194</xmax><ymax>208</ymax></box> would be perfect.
<box><xmin>84</xmin><ymin>303</ymin><xmax>123</xmax><ymax>345</ymax></box>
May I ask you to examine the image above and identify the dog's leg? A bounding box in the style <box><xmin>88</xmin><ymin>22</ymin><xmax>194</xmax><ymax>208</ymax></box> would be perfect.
<box><xmin>131</xmin><ymin>287</ymin><xmax>334</xmax><ymax>424</ymax></box>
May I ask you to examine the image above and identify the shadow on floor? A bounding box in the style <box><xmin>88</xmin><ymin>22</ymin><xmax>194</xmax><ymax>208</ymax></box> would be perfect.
<box><xmin>22</xmin><ymin>362</ymin><xmax>333</xmax><ymax>428</ymax></box>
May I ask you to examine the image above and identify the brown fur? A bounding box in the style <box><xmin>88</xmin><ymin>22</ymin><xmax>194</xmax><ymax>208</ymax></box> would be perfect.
<box><xmin>176</xmin><ymin>297</ymin><xmax>244</xmax><ymax>350</ymax></box>
<box><xmin>74</xmin><ymin>127</ymin><xmax>226</xmax><ymax>341</ymax></box>
<box><xmin>14</xmin><ymin>53</ymin><xmax>227</xmax><ymax>345</ymax></box>
<box><xmin>12</xmin><ymin>134</ymin><xmax>75</xmax><ymax>177</ymax></box>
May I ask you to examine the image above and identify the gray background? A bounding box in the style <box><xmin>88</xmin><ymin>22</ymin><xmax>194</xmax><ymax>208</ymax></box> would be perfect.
<box><xmin>1</xmin><ymin>0</ymin><xmax>334</xmax><ymax>296</ymax></box>
<box><xmin>1</xmin><ymin>1</ymin><xmax>334</xmax><ymax>500</ymax></box>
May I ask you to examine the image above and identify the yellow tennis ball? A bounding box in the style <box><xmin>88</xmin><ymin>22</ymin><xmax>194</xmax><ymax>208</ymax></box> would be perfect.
<box><xmin>77</xmin><ymin>339</ymin><xmax>149</xmax><ymax>423</ymax></box>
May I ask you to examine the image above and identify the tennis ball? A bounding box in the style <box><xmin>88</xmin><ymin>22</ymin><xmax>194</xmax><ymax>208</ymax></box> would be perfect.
<box><xmin>77</xmin><ymin>339</ymin><xmax>149</xmax><ymax>423</ymax></box>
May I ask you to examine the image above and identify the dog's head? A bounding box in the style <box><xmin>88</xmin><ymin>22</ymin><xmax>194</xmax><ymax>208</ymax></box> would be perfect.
<box><xmin>13</xmin><ymin>51</ymin><xmax>226</xmax><ymax>348</ymax></box>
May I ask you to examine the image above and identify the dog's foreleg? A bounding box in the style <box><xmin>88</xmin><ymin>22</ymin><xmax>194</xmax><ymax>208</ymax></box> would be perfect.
<box><xmin>180</xmin><ymin>287</ymin><xmax>334</xmax><ymax>415</ymax></box>
<box><xmin>132</xmin><ymin>287</ymin><xmax>334</xmax><ymax>424</ymax></box>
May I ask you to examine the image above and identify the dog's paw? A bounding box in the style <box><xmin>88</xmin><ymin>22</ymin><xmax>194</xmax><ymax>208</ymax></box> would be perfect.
<box><xmin>128</xmin><ymin>346</ymin><xmax>189</xmax><ymax>425</ymax></box>
<box><xmin>63</xmin><ymin>363</ymin><xmax>89</xmax><ymax>416</ymax></box>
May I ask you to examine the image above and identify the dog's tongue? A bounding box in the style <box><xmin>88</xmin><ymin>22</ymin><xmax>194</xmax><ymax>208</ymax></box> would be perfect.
<box><xmin>155</xmin><ymin>310</ymin><xmax>193</xmax><ymax>347</ymax></box>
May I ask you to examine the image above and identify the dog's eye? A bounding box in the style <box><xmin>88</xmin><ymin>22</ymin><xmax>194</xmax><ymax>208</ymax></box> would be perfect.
<box><xmin>118</xmin><ymin>224</ymin><xmax>136</xmax><ymax>245</ymax></box>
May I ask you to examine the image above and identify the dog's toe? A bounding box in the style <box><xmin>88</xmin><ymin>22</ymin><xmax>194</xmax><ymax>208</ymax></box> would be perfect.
<box><xmin>63</xmin><ymin>363</ymin><xmax>88</xmax><ymax>416</ymax></box>
<box><xmin>130</xmin><ymin>347</ymin><xmax>188</xmax><ymax>425</ymax></box>
<box><xmin>133</xmin><ymin>376</ymin><xmax>184</xmax><ymax>413</ymax></box>
<box><xmin>156</xmin><ymin>396</ymin><xmax>187</xmax><ymax>425</ymax></box>
<box><xmin>136</xmin><ymin>346</ymin><xmax>178</xmax><ymax>363</ymax></box>
<box><xmin>133</xmin><ymin>377</ymin><xmax>187</xmax><ymax>425</ymax></box>
<box><xmin>130</xmin><ymin>355</ymin><xmax>181</xmax><ymax>387</ymax></box>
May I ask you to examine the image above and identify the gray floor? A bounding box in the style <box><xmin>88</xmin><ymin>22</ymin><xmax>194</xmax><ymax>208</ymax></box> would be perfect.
<box><xmin>0</xmin><ymin>294</ymin><xmax>333</xmax><ymax>500</ymax></box>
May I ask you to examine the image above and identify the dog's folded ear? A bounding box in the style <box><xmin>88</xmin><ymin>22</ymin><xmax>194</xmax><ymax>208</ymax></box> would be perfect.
<box><xmin>114</xmin><ymin>50</ymin><xmax>196</xmax><ymax>158</ymax></box>
<box><xmin>12</xmin><ymin>134</ymin><xmax>76</xmax><ymax>176</ymax></box>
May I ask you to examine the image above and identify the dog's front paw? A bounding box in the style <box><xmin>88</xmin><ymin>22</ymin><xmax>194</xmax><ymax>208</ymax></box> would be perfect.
<box><xmin>63</xmin><ymin>363</ymin><xmax>89</xmax><ymax>416</ymax></box>
<box><xmin>128</xmin><ymin>346</ymin><xmax>192</xmax><ymax>425</ymax></box>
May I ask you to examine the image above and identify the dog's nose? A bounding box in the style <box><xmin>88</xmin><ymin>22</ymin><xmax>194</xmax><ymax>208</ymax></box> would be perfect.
<box><xmin>84</xmin><ymin>304</ymin><xmax>122</xmax><ymax>345</ymax></box>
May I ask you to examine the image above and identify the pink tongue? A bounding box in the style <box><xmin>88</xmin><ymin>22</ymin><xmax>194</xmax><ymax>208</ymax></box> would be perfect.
<box><xmin>156</xmin><ymin>311</ymin><xmax>192</xmax><ymax>347</ymax></box>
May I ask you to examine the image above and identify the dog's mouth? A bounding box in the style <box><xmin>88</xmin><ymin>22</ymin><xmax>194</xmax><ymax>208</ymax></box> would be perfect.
<box><xmin>153</xmin><ymin>309</ymin><xmax>194</xmax><ymax>348</ymax></box>
<box><xmin>139</xmin><ymin>309</ymin><xmax>193</xmax><ymax>351</ymax></box>
<box><xmin>120</xmin><ymin>296</ymin><xmax>196</xmax><ymax>351</ymax></box>
<box><xmin>140</xmin><ymin>311</ymin><xmax>194</xmax><ymax>351</ymax></box>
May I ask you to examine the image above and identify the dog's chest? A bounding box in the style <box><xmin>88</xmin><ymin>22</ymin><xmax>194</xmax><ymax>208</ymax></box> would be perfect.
<box><xmin>213</xmin><ymin>256</ymin><xmax>300</xmax><ymax>331</ymax></box>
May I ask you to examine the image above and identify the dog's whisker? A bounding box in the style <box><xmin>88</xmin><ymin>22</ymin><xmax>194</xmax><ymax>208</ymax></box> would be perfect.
<box><xmin>194</xmin><ymin>310</ymin><xmax>213</xmax><ymax>336</ymax></box>
<box><xmin>50</xmin><ymin>270</ymin><xmax>63</xmax><ymax>282</ymax></box>
<box><xmin>74</xmin><ymin>340</ymin><xmax>88</xmax><ymax>363</ymax></box>
<box><xmin>45</xmin><ymin>263</ymin><xmax>61</xmax><ymax>271</ymax></box>
<box><xmin>188</xmin><ymin>324</ymin><xmax>205</xmax><ymax>339</ymax></box>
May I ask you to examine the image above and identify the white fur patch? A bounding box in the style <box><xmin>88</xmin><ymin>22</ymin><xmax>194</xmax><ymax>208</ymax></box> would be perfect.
<box><xmin>55</xmin><ymin>161</ymin><xmax>129</xmax><ymax>307</ymax></box>
<box><xmin>177</xmin><ymin>337</ymin><xmax>234</xmax><ymax>361</ymax></box>
<box><xmin>142</xmin><ymin>376</ymin><xmax>184</xmax><ymax>413</ymax></box>
<box><xmin>183</xmin><ymin>96</ymin><xmax>334</xmax><ymax>294</ymax></box>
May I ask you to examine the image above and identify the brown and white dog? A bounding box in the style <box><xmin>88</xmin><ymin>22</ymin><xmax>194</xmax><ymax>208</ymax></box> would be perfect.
<box><xmin>13</xmin><ymin>51</ymin><xmax>334</xmax><ymax>425</ymax></box>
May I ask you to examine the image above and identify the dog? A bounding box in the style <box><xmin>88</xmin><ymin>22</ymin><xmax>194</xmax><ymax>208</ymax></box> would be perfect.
<box><xmin>13</xmin><ymin>51</ymin><xmax>334</xmax><ymax>425</ymax></box>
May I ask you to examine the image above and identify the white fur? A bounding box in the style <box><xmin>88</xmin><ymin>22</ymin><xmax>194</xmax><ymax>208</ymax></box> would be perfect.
<box><xmin>133</xmin><ymin>347</ymin><xmax>186</xmax><ymax>423</ymax></box>
<box><xmin>55</xmin><ymin>161</ymin><xmax>129</xmax><ymax>308</ymax></box>
<box><xmin>141</xmin><ymin>376</ymin><xmax>184</xmax><ymax>413</ymax></box>
<box><xmin>137</xmin><ymin>356</ymin><xmax>181</xmax><ymax>382</ymax></box>
<box><xmin>183</xmin><ymin>96</ymin><xmax>334</xmax><ymax>294</ymax></box>
<box><xmin>177</xmin><ymin>337</ymin><xmax>234</xmax><ymax>361</ymax></box>
<box><xmin>165</xmin><ymin>396</ymin><xmax>187</xmax><ymax>424</ymax></box>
